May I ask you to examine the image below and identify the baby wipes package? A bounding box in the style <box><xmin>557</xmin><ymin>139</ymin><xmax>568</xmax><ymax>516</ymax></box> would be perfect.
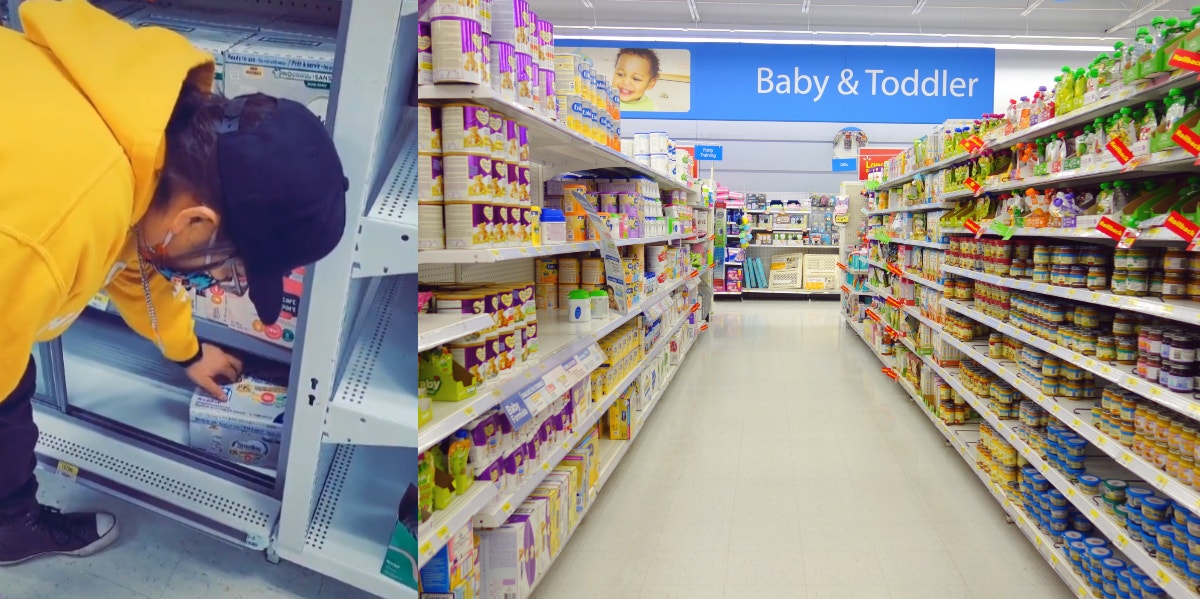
<box><xmin>224</xmin><ymin>32</ymin><xmax>338</xmax><ymax>121</ymax></box>
<box><xmin>124</xmin><ymin>15</ymin><xmax>254</xmax><ymax>95</ymax></box>
<box><xmin>189</xmin><ymin>376</ymin><xmax>288</xmax><ymax>469</ymax></box>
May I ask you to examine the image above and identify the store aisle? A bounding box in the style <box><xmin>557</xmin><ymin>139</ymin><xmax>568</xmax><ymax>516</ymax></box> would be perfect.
<box><xmin>532</xmin><ymin>301</ymin><xmax>1076</xmax><ymax>599</ymax></box>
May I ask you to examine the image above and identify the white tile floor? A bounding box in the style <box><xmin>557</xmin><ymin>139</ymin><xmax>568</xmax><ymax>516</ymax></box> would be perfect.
<box><xmin>530</xmin><ymin>300</ymin><xmax>1078</xmax><ymax>599</ymax></box>
<box><xmin>4</xmin><ymin>469</ymin><xmax>379</xmax><ymax>599</ymax></box>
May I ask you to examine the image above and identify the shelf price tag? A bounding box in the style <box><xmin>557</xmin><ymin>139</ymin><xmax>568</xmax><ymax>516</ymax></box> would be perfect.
<box><xmin>841</xmin><ymin>285</ymin><xmax>851</xmax><ymax>294</ymax></box>
<box><xmin>1096</xmin><ymin>216</ymin><xmax>1139</xmax><ymax>248</ymax></box>
<box><xmin>1157</xmin><ymin>569</ymin><xmax>1172</xmax><ymax>585</ymax></box>
<box><xmin>1169</xmin><ymin>48</ymin><xmax>1200</xmax><ymax>75</ymax></box>
<box><xmin>887</xmin><ymin>263</ymin><xmax>905</xmax><ymax>277</ymax></box>
<box><xmin>873</xmin><ymin>230</ymin><xmax>892</xmax><ymax>244</ymax></box>
<box><xmin>964</xmin><ymin>178</ymin><xmax>983</xmax><ymax>197</ymax></box>
<box><xmin>882</xmin><ymin>367</ymin><xmax>899</xmax><ymax>380</ymax></box>
<box><xmin>963</xmin><ymin>219</ymin><xmax>982</xmax><ymax>236</ymax></box>
<box><xmin>1163</xmin><ymin>210</ymin><xmax>1200</xmax><ymax>250</ymax></box>
<box><xmin>837</xmin><ymin>262</ymin><xmax>848</xmax><ymax>271</ymax></box>
<box><xmin>55</xmin><ymin>461</ymin><xmax>79</xmax><ymax>482</ymax></box>
<box><xmin>960</xmin><ymin>135</ymin><xmax>985</xmax><ymax>154</ymax></box>
<box><xmin>1106</xmin><ymin>138</ymin><xmax>1135</xmax><ymax>165</ymax></box>
<box><xmin>886</xmin><ymin>296</ymin><xmax>902</xmax><ymax>309</ymax></box>
<box><xmin>989</xmin><ymin>221</ymin><xmax>1015</xmax><ymax>241</ymax></box>
<box><xmin>436</xmin><ymin>526</ymin><xmax>450</xmax><ymax>540</ymax></box>
<box><xmin>1155</xmin><ymin>474</ymin><xmax>1170</xmax><ymax>489</ymax></box>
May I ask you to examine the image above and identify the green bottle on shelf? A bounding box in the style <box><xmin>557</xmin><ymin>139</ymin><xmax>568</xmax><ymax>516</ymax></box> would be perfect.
<box><xmin>1059</xmin><ymin>66</ymin><xmax>1076</xmax><ymax>114</ymax></box>
<box><xmin>1072</xmin><ymin>68</ymin><xmax>1087</xmax><ymax>112</ymax></box>
<box><xmin>1163</xmin><ymin>88</ymin><xmax>1187</xmax><ymax>134</ymax></box>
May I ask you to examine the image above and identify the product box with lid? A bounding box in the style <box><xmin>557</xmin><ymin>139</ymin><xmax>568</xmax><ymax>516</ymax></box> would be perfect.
<box><xmin>124</xmin><ymin>15</ymin><xmax>254</xmax><ymax>95</ymax></box>
<box><xmin>224</xmin><ymin>33</ymin><xmax>338</xmax><ymax>122</ymax></box>
<box><xmin>189</xmin><ymin>377</ymin><xmax>288</xmax><ymax>469</ymax></box>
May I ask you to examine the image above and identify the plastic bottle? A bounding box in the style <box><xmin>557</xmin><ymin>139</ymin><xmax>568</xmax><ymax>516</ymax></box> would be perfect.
<box><xmin>1112</xmin><ymin>181</ymin><xmax>1134</xmax><ymax>215</ymax></box>
<box><xmin>567</xmin><ymin>288</ymin><xmax>592</xmax><ymax>322</ymax></box>
<box><xmin>1112</xmin><ymin>108</ymin><xmax>1135</xmax><ymax>145</ymax></box>
<box><xmin>1093</xmin><ymin>182</ymin><xmax>1114</xmax><ymax>215</ymax></box>
<box><xmin>1058</xmin><ymin>67</ymin><xmax>1076</xmax><ymax>114</ymax></box>
<box><xmin>589</xmin><ymin>289</ymin><xmax>609</xmax><ymax>319</ymax></box>
<box><xmin>1131</xmin><ymin>28</ymin><xmax>1152</xmax><ymax>81</ymax></box>
<box><xmin>1091</xmin><ymin>117</ymin><xmax>1108</xmax><ymax>154</ymax></box>
<box><xmin>1072</xmin><ymin>68</ymin><xmax>1087</xmax><ymax>112</ymax></box>
<box><xmin>448</xmin><ymin>431</ymin><xmax>472</xmax><ymax>496</ymax></box>
<box><xmin>1051</xmin><ymin>77</ymin><xmax>1063</xmax><ymax>114</ymax></box>
<box><xmin>1164</xmin><ymin>88</ymin><xmax>1187</xmax><ymax>132</ymax></box>
<box><xmin>1017</xmin><ymin>96</ymin><xmax>1032</xmax><ymax>129</ymax></box>
<box><xmin>540</xmin><ymin>208</ymin><xmax>566</xmax><ymax>244</ymax></box>
<box><xmin>1006</xmin><ymin>99</ymin><xmax>1019</xmax><ymax>131</ymax></box>
<box><xmin>1139</xmin><ymin>101</ymin><xmax>1159</xmax><ymax>142</ymax></box>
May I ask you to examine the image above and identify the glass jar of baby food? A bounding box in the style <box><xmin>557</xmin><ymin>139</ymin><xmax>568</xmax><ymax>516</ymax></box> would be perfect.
<box><xmin>1112</xmin><ymin>269</ymin><xmax>1129</xmax><ymax>295</ymax></box>
<box><xmin>1164</xmin><ymin>274</ymin><xmax>1188</xmax><ymax>300</ymax></box>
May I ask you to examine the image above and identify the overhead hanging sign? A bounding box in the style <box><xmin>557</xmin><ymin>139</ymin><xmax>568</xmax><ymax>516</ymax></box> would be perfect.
<box><xmin>558</xmin><ymin>41</ymin><xmax>995</xmax><ymax>123</ymax></box>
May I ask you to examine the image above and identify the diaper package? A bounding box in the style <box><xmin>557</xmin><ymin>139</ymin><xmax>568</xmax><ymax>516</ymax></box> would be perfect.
<box><xmin>223</xmin><ymin>32</ymin><xmax>338</xmax><ymax>122</ymax></box>
<box><xmin>189</xmin><ymin>376</ymin><xmax>288</xmax><ymax>469</ymax></box>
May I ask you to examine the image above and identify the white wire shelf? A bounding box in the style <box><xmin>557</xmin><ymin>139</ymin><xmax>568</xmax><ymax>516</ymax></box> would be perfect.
<box><xmin>417</xmin><ymin>234</ymin><xmax>685</xmax><ymax>264</ymax></box>
<box><xmin>901</xmin><ymin>270</ymin><xmax>944</xmax><ymax>292</ymax></box>
<box><xmin>323</xmin><ymin>277</ymin><xmax>418</xmax><ymax>447</ymax></box>
<box><xmin>901</xmin><ymin>304</ymin><xmax>943</xmax><ymax>331</ymax></box>
<box><xmin>353</xmin><ymin>126</ymin><xmax>419</xmax><ymax>278</ymax></box>
<box><xmin>866</xmin><ymin>201</ymin><xmax>959</xmax><ymax>216</ymax></box>
<box><xmin>941</xmin><ymin>264</ymin><xmax>1200</xmax><ymax>327</ymax></box>
<box><xmin>941</xmin><ymin>225</ymin><xmax>1187</xmax><ymax>243</ymax></box>
<box><xmin>417</xmin><ymin>481</ymin><xmax>496</xmax><ymax>568</ymax></box>
<box><xmin>417</xmin><ymin>84</ymin><xmax>698</xmax><ymax>195</ymax></box>
<box><xmin>279</xmin><ymin>445</ymin><xmax>416</xmax><ymax>599</ymax></box>
<box><xmin>938</xmin><ymin>326</ymin><xmax>1200</xmax><ymax>519</ymax></box>
<box><xmin>888</xmin><ymin>238</ymin><xmax>950</xmax><ymax>250</ymax></box>
<box><xmin>417</xmin><ymin>313</ymin><xmax>493</xmax><ymax>353</ymax></box>
<box><xmin>941</xmin><ymin>297</ymin><xmax>1200</xmax><ymax>423</ymax></box>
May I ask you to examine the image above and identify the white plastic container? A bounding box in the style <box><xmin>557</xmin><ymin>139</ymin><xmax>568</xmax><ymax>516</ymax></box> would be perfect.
<box><xmin>567</xmin><ymin>289</ymin><xmax>592</xmax><ymax>322</ymax></box>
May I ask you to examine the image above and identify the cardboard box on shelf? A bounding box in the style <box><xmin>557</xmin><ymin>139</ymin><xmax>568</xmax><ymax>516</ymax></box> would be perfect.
<box><xmin>223</xmin><ymin>32</ymin><xmax>338</xmax><ymax>122</ymax></box>
<box><xmin>124</xmin><ymin>15</ymin><xmax>254</xmax><ymax>95</ymax></box>
<box><xmin>194</xmin><ymin>269</ymin><xmax>303</xmax><ymax>350</ymax></box>
<box><xmin>188</xmin><ymin>377</ymin><xmax>287</xmax><ymax>469</ymax></box>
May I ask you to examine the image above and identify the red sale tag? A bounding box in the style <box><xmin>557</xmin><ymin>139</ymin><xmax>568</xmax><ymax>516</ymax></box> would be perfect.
<box><xmin>887</xmin><ymin>263</ymin><xmax>905</xmax><ymax>277</ymax></box>
<box><xmin>886</xmin><ymin>296</ymin><xmax>902</xmax><ymax>309</ymax></box>
<box><xmin>963</xmin><ymin>219</ymin><xmax>981</xmax><ymax>235</ymax></box>
<box><xmin>1165</xmin><ymin>211</ymin><xmax>1200</xmax><ymax>240</ymax></box>
<box><xmin>866</xmin><ymin>309</ymin><xmax>881</xmax><ymax>322</ymax></box>
<box><xmin>964</xmin><ymin>178</ymin><xmax>983</xmax><ymax>196</ymax></box>
<box><xmin>840</xmin><ymin>284</ymin><xmax>851</xmax><ymax>294</ymax></box>
<box><xmin>836</xmin><ymin>262</ymin><xmax>848</xmax><ymax>271</ymax></box>
<box><xmin>959</xmin><ymin>135</ymin><xmax>985</xmax><ymax>153</ymax></box>
<box><xmin>1173</xmin><ymin>124</ymin><xmax>1200</xmax><ymax>157</ymax></box>
<box><xmin>1169</xmin><ymin>48</ymin><xmax>1200</xmax><ymax>74</ymax></box>
<box><xmin>1095</xmin><ymin>216</ymin><xmax>1127</xmax><ymax>241</ymax></box>
<box><xmin>1106</xmin><ymin>138</ymin><xmax>1134</xmax><ymax>165</ymax></box>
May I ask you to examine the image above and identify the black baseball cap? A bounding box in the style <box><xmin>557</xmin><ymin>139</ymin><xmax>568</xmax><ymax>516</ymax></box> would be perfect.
<box><xmin>215</xmin><ymin>95</ymin><xmax>348</xmax><ymax>325</ymax></box>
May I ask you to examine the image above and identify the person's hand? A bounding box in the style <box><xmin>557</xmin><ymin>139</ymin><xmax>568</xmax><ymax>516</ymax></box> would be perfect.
<box><xmin>186</xmin><ymin>343</ymin><xmax>243</xmax><ymax>400</ymax></box>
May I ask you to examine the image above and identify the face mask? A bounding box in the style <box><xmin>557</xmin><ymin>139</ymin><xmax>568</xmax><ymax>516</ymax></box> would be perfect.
<box><xmin>144</xmin><ymin>230</ymin><xmax>243</xmax><ymax>294</ymax></box>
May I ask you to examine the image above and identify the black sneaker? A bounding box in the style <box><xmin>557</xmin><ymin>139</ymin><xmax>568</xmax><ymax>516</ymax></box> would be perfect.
<box><xmin>0</xmin><ymin>505</ymin><xmax>119</xmax><ymax>565</ymax></box>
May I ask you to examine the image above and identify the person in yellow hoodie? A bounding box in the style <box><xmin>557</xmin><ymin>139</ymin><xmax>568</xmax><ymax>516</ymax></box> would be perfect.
<box><xmin>0</xmin><ymin>0</ymin><xmax>347</xmax><ymax>564</ymax></box>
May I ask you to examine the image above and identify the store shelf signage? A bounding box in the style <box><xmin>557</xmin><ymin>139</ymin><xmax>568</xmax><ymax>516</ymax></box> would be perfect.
<box><xmin>1172</xmin><ymin>124</ymin><xmax>1200</xmax><ymax>157</ymax></box>
<box><xmin>695</xmin><ymin>145</ymin><xmax>723</xmax><ymax>160</ymax></box>
<box><xmin>1169</xmin><ymin>49</ymin><xmax>1200</xmax><ymax>74</ymax></box>
<box><xmin>1164</xmin><ymin>211</ymin><xmax>1200</xmax><ymax>249</ymax></box>
<box><xmin>572</xmin><ymin>190</ymin><xmax>628</xmax><ymax>314</ymax></box>
<box><xmin>559</xmin><ymin>40</ymin><xmax>994</xmax><ymax>123</ymax></box>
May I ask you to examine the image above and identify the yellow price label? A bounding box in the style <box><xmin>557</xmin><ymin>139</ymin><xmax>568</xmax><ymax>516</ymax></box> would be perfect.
<box><xmin>1067</xmin><ymin>289</ymin><xmax>1077</xmax><ymax>297</ymax></box>
<box><xmin>1050</xmin><ymin>554</ymin><xmax>1059</xmax><ymax>565</ymax></box>
<box><xmin>1077</xmin><ymin>586</ymin><xmax>1089</xmax><ymax>598</ymax></box>
<box><xmin>1116</xmin><ymin>535</ymin><xmax>1129</xmax><ymax>548</ymax></box>
<box><xmin>1090</xmin><ymin>509</ymin><xmax>1100</xmax><ymax>520</ymax></box>
<box><xmin>1035</xmin><ymin>536</ymin><xmax>1043</xmax><ymax>546</ymax></box>
<box><xmin>1101</xmin><ymin>366</ymin><xmax>1112</xmax><ymax>375</ymax></box>
<box><xmin>437</xmin><ymin>526</ymin><xmax>449</xmax><ymax>539</ymax></box>
<box><xmin>1072</xmin><ymin>417</ymin><xmax>1082</xmax><ymax>427</ymax></box>
<box><xmin>1051</xmin><ymin>404</ymin><xmax>1062</xmax><ymax>413</ymax></box>
<box><xmin>1150</xmin><ymin>387</ymin><xmax>1161</xmax><ymax>396</ymax></box>
<box><xmin>419</xmin><ymin>541</ymin><xmax>433</xmax><ymax>556</ymax></box>
<box><xmin>1090</xmin><ymin>293</ymin><xmax>1100</xmax><ymax>301</ymax></box>
<box><xmin>1157</xmin><ymin>569</ymin><xmax>1171</xmax><ymax>585</ymax></box>
<box><xmin>1120</xmin><ymin>453</ymin><xmax>1133</xmax><ymax>465</ymax></box>
<box><xmin>1066</xmin><ymin>487</ymin><xmax>1076</xmax><ymax>497</ymax></box>
<box><xmin>55</xmin><ymin>461</ymin><xmax>79</xmax><ymax>482</ymax></box>
<box><xmin>1164</xmin><ymin>305</ymin><xmax>1176</xmax><ymax>314</ymax></box>
<box><xmin>1125</xmin><ymin>377</ymin><xmax>1139</xmax><ymax>387</ymax></box>
<box><xmin>1155</xmin><ymin>475</ymin><xmax>1169</xmax><ymax>488</ymax></box>
<box><xmin>502</xmin><ymin>502</ymin><xmax>511</xmax><ymax>513</ymax></box>
<box><xmin>490</xmin><ymin>249</ymin><xmax>503</xmax><ymax>257</ymax></box>
<box><xmin>464</xmin><ymin>406</ymin><xmax>476</xmax><ymax>417</ymax></box>
<box><xmin>1096</xmin><ymin>435</ymin><xmax>1108</xmax><ymax>446</ymax></box>
<box><xmin>542</xmin><ymin>462</ymin><xmax>550</xmax><ymax>470</ymax></box>
<box><xmin>519</xmin><ymin>247</ymin><xmax>531</xmax><ymax>256</ymax></box>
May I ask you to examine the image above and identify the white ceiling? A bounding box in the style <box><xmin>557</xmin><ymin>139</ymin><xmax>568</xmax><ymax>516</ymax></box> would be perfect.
<box><xmin>541</xmin><ymin>0</ymin><xmax>1199</xmax><ymax>48</ymax></box>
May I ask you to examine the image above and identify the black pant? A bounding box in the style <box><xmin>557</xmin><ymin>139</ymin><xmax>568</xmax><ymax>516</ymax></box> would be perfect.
<box><xmin>0</xmin><ymin>357</ymin><xmax>38</xmax><ymax>512</ymax></box>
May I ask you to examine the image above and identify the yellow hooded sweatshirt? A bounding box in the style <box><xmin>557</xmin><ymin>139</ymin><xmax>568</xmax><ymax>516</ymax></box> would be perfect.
<box><xmin>0</xmin><ymin>0</ymin><xmax>216</xmax><ymax>399</ymax></box>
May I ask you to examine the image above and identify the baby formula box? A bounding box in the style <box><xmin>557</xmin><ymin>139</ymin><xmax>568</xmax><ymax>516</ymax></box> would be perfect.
<box><xmin>190</xmin><ymin>377</ymin><xmax>288</xmax><ymax>469</ymax></box>
<box><xmin>125</xmin><ymin>16</ymin><xmax>253</xmax><ymax>96</ymax></box>
<box><xmin>224</xmin><ymin>32</ymin><xmax>338</xmax><ymax>121</ymax></box>
<box><xmin>555</xmin><ymin>54</ymin><xmax>583</xmax><ymax>94</ymax></box>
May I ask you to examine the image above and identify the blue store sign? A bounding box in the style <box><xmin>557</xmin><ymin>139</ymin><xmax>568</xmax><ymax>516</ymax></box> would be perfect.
<box><xmin>695</xmin><ymin>145</ymin><xmax>723</xmax><ymax>160</ymax></box>
<box><xmin>559</xmin><ymin>41</ymin><xmax>995</xmax><ymax>123</ymax></box>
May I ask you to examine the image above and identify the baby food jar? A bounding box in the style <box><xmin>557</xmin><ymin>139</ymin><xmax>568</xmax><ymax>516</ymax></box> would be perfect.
<box><xmin>1033</xmin><ymin>244</ymin><xmax>1051</xmax><ymax>265</ymax></box>
<box><xmin>1087</xmin><ymin>267</ymin><xmax>1108</xmax><ymax>290</ymax></box>
<box><xmin>1189</xmin><ymin>274</ymin><xmax>1200</xmax><ymax>301</ymax></box>
<box><xmin>1032</xmin><ymin>265</ymin><xmax>1051</xmax><ymax>283</ymax></box>
<box><xmin>1098</xmin><ymin>336</ymin><xmax>1117</xmax><ymax>361</ymax></box>
<box><xmin>1143</xmin><ymin>496</ymin><xmax>1171</xmax><ymax>523</ymax></box>
<box><xmin>1079</xmin><ymin>474</ymin><xmax>1102</xmax><ymax>495</ymax></box>
<box><xmin>1112</xmin><ymin>269</ymin><xmax>1129</xmax><ymax>295</ymax></box>
<box><xmin>1166</xmin><ymin>249</ymin><xmax>1190</xmax><ymax>273</ymax></box>
<box><xmin>1164</xmin><ymin>273</ymin><xmax>1188</xmax><ymax>300</ymax></box>
<box><xmin>1127</xmin><ymin>271</ymin><xmax>1149</xmax><ymax>297</ymax></box>
<box><xmin>1117</xmin><ymin>337</ymin><xmax>1139</xmax><ymax>365</ymax></box>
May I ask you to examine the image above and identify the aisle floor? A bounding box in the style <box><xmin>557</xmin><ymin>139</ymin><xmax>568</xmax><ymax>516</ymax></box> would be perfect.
<box><xmin>532</xmin><ymin>301</ymin><xmax>1076</xmax><ymax>599</ymax></box>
